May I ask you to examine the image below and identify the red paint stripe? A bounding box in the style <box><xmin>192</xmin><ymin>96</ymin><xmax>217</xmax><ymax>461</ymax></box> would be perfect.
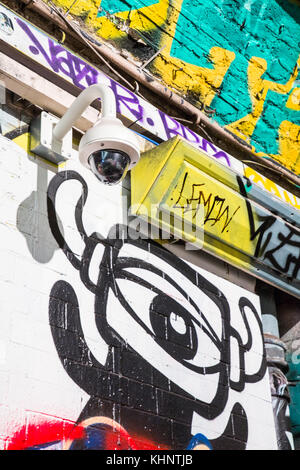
<box><xmin>7</xmin><ymin>420</ymin><xmax>83</xmax><ymax>450</ymax></box>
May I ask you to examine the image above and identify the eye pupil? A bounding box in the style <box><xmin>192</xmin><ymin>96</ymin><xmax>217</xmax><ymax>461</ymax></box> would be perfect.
<box><xmin>150</xmin><ymin>294</ymin><xmax>198</xmax><ymax>362</ymax></box>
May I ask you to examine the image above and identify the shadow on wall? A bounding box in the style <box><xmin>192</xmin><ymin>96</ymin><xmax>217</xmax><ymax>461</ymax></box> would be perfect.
<box><xmin>16</xmin><ymin>163</ymin><xmax>64</xmax><ymax>264</ymax></box>
<box><xmin>7</xmin><ymin>131</ymin><xmax>64</xmax><ymax>263</ymax></box>
<box><xmin>276</xmin><ymin>0</ymin><xmax>300</xmax><ymax>23</ymax></box>
<box><xmin>1</xmin><ymin>116</ymin><xmax>64</xmax><ymax>264</ymax></box>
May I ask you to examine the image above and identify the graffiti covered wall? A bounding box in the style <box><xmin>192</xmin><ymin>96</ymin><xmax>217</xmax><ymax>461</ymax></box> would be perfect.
<box><xmin>0</xmin><ymin>133</ymin><xmax>277</xmax><ymax>450</ymax></box>
<box><xmin>46</xmin><ymin>0</ymin><xmax>300</xmax><ymax>175</ymax></box>
<box><xmin>0</xmin><ymin>3</ymin><xmax>242</xmax><ymax>174</ymax></box>
<box><xmin>1</xmin><ymin>3</ymin><xmax>299</xmax><ymax>215</ymax></box>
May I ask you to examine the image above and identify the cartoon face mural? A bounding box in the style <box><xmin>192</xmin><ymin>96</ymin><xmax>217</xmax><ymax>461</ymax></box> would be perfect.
<box><xmin>46</xmin><ymin>170</ymin><xmax>270</xmax><ymax>450</ymax></box>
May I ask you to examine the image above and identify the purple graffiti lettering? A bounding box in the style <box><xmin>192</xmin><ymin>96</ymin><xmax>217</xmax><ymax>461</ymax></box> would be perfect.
<box><xmin>109</xmin><ymin>80</ymin><xmax>143</xmax><ymax>121</ymax></box>
<box><xmin>200</xmin><ymin>138</ymin><xmax>231</xmax><ymax>167</ymax></box>
<box><xmin>158</xmin><ymin>111</ymin><xmax>184</xmax><ymax>140</ymax></box>
<box><xmin>16</xmin><ymin>17</ymin><xmax>231</xmax><ymax>168</ymax></box>
<box><xmin>17</xmin><ymin>19</ymin><xmax>99</xmax><ymax>89</ymax></box>
<box><xmin>213</xmin><ymin>150</ymin><xmax>231</xmax><ymax>166</ymax></box>
<box><xmin>182</xmin><ymin>126</ymin><xmax>201</xmax><ymax>144</ymax></box>
<box><xmin>56</xmin><ymin>53</ymin><xmax>98</xmax><ymax>89</ymax></box>
<box><xmin>159</xmin><ymin>111</ymin><xmax>231</xmax><ymax>167</ymax></box>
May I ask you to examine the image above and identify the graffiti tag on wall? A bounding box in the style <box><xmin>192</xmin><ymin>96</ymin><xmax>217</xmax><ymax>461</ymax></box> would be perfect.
<box><xmin>0</xmin><ymin>4</ymin><xmax>240</xmax><ymax>173</ymax></box>
<box><xmin>0</xmin><ymin>136</ymin><xmax>277</xmax><ymax>450</ymax></box>
<box><xmin>1</xmin><ymin>3</ymin><xmax>299</xmax><ymax>214</ymax></box>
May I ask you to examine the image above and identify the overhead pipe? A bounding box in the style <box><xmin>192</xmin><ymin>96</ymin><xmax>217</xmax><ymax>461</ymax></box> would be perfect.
<box><xmin>16</xmin><ymin>0</ymin><xmax>300</xmax><ymax>194</ymax></box>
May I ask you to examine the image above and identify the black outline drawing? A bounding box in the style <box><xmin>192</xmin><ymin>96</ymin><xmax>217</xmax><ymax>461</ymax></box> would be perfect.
<box><xmin>47</xmin><ymin>170</ymin><xmax>267</xmax><ymax>449</ymax></box>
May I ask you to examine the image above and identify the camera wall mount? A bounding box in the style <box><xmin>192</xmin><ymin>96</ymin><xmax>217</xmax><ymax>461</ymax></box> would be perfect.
<box><xmin>30</xmin><ymin>84</ymin><xmax>140</xmax><ymax>182</ymax></box>
<box><xmin>30</xmin><ymin>111</ymin><xmax>72</xmax><ymax>165</ymax></box>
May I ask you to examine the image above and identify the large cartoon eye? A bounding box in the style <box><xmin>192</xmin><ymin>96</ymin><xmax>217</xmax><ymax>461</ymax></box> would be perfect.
<box><xmin>109</xmin><ymin>249</ymin><xmax>224</xmax><ymax>374</ymax></box>
<box><xmin>100</xmin><ymin>243</ymin><xmax>228</xmax><ymax>404</ymax></box>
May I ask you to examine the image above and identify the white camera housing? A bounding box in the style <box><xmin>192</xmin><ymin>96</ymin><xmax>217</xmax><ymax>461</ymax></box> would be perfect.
<box><xmin>50</xmin><ymin>84</ymin><xmax>141</xmax><ymax>184</ymax></box>
<box><xmin>79</xmin><ymin>116</ymin><xmax>140</xmax><ymax>172</ymax></box>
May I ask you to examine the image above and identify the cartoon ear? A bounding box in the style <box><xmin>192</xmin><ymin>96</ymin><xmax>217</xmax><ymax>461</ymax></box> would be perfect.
<box><xmin>239</xmin><ymin>297</ymin><xmax>267</xmax><ymax>382</ymax></box>
<box><xmin>229</xmin><ymin>297</ymin><xmax>267</xmax><ymax>392</ymax></box>
<box><xmin>47</xmin><ymin>170</ymin><xmax>88</xmax><ymax>270</ymax></box>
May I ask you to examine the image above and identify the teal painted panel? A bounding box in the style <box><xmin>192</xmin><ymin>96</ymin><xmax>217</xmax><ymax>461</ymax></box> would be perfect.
<box><xmin>287</xmin><ymin>354</ymin><xmax>300</xmax><ymax>382</ymax></box>
<box><xmin>251</xmin><ymin>86</ymin><xmax>300</xmax><ymax>155</ymax></box>
<box><xmin>288</xmin><ymin>382</ymin><xmax>300</xmax><ymax>435</ymax></box>
<box><xmin>169</xmin><ymin>0</ymin><xmax>300</xmax><ymax>156</ymax></box>
<box><xmin>97</xmin><ymin>0</ymin><xmax>159</xmax><ymax>16</ymax></box>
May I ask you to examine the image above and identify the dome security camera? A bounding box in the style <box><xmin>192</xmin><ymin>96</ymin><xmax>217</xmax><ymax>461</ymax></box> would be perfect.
<box><xmin>52</xmin><ymin>84</ymin><xmax>140</xmax><ymax>185</ymax></box>
<box><xmin>78</xmin><ymin>116</ymin><xmax>140</xmax><ymax>185</ymax></box>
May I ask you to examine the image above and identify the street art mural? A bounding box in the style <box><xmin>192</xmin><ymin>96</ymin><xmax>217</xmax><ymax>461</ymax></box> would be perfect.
<box><xmin>0</xmin><ymin>136</ymin><xmax>277</xmax><ymax>449</ymax></box>
<box><xmin>244</xmin><ymin>167</ymin><xmax>300</xmax><ymax>212</ymax></box>
<box><xmin>47</xmin><ymin>0</ymin><xmax>300</xmax><ymax>175</ymax></box>
<box><xmin>0</xmin><ymin>4</ymin><xmax>241</xmax><ymax>172</ymax></box>
<box><xmin>0</xmin><ymin>1</ymin><xmax>296</xmax><ymax>447</ymax></box>
<box><xmin>45</xmin><ymin>170</ymin><xmax>265</xmax><ymax>450</ymax></box>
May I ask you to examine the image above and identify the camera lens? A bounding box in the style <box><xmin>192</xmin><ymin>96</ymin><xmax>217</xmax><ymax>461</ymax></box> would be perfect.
<box><xmin>88</xmin><ymin>149</ymin><xmax>131</xmax><ymax>185</ymax></box>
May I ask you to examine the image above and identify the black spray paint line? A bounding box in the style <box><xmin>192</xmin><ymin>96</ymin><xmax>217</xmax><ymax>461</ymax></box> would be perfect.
<box><xmin>237</xmin><ymin>175</ymin><xmax>300</xmax><ymax>280</ymax></box>
<box><xmin>173</xmin><ymin>171</ymin><xmax>241</xmax><ymax>233</ymax></box>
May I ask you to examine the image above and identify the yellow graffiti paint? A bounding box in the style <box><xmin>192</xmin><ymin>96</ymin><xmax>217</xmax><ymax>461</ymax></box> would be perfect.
<box><xmin>131</xmin><ymin>136</ymin><xmax>300</xmax><ymax>297</ymax></box>
<box><xmin>49</xmin><ymin>0</ymin><xmax>234</xmax><ymax>108</ymax></box>
<box><xmin>12</xmin><ymin>132</ymin><xmax>31</xmax><ymax>154</ymax></box>
<box><xmin>286</xmin><ymin>87</ymin><xmax>300</xmax><ymax>111</ymax></box>
<box><xmin>131</xmin><ymin>136</ymin><xmax>254</xmax><ymax>266</ymax></box>
<box><xmin>52</xmin><ymin>0</ymin><xmax>112</xmax><ymax>37</ymax></box>
<box><xmin>154</xmin><ymin>46</ymin><xmax>235</xmax><ymax>109</ymax></box>
<box><xmin>148</xmin><ymin>0</ymin><xmax>235</xmax><ymax>108</ymax></box>
<box><xmin>44</xmin><ymin>0</ymin><xmax>299</xmax><ymax>176</ymax></box>
<box><xmin>50</xmin><ymin>0</ymin><xmax>170</xmax><ymax>41</ymax></box>
<box><xmin>97</xmin><ymin>0</ymin><xmax>170</xmax><ymax>41</ymax></box>
<box><xmin>50</xmin><ymin>0</ymin><xmax>121</xmax><ymax>40</ymax></box>
<box><xmin>277</xmin><ymin>120</ymin><xmax>300</xmax><ymax>172</ymax></box>
<box><xmin>226</xmin><ymin>55</ymin><xmax>299</xmax><ymax>136</ymax></box>
<box><xmin>9</xmin><ymin>131</ymin><xmax>65</xmax><ymax>169</ymax></box>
